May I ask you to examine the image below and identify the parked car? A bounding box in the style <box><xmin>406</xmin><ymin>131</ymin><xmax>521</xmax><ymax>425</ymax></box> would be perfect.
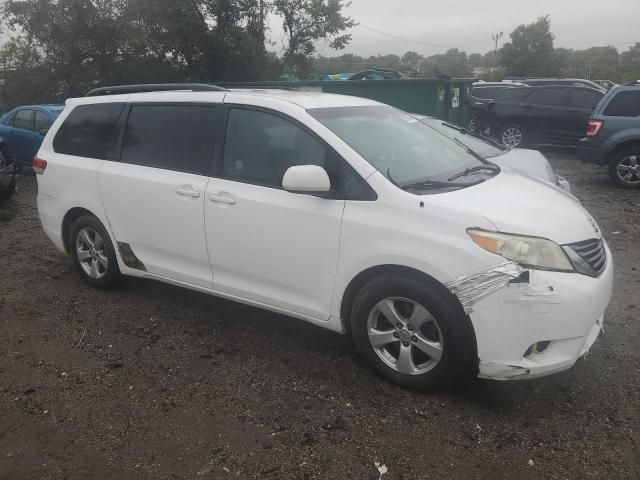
<box><xmin>348</xmin><ymin>68</ymin><xmax>407</xmax><ymax>80</ymax></box>
<box><xmin>35</xmin><ymin>85</ymin><xmax>612</xmax><ymax>390</ymax></box>
<box><xmin>414</xmin><ymin>115</ymin><xmax>571</xmax><ymax>193</ymax></box>
<box><xmin>477</xmin><ymin>85</ymin><xmax>604</xmax><ymax>147</ymax></box>
<box><xmin>577</xmin><ymin>80</ymin><xmax>640</xmax><ymax>187</ymax></box>
<box><xmin>0</xmin><ymin>104</ymin><xmax>64</xmax><ymax>170</ymax></box>
<box><xmin>504</xmin><ymin>77</ymin><xmax>606</xmax><ymax>92</ymax></box>
<box><xmin>469</xmin><ymin>82</ymin><xmax>528</xmax><ymax>134</ymax></box>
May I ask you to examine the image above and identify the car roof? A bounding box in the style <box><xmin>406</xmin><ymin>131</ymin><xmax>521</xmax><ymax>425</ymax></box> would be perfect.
<box><xmin>67</xmin><ymin>89</ymin><xmax>381</xmax><ymax>111</ymax></box>
<box><xmin>11</xmin><ymin>104</ymin><xmax>64</xmax><ymax>111</ymax></box>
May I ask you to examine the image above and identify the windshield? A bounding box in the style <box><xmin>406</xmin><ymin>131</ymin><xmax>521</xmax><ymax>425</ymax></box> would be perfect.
<box><xmin>425</xmin><ymin>120</ymin><xmax>506</xmax><ymax>159</ymax></box>
<box><xmin>309</xmin><ymin>105</ymin><xmax>497</xmax><ymax>189</ymax></box>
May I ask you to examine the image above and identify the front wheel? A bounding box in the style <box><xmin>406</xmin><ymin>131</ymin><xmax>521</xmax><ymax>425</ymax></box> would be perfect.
<box><xmin>350</xmin><ymin>274</ymin><xmax>477</xmax><ymax>391</ymax></box>
<box><xmin>608</xmin><ymin>148</ymin><xmax>640</xmax><ymax>188</ymax></box>
<box><xmin>70</xmin><ymin>215</ymin><xmax>121</xmax><ymax>288</ymax></box>
<box><xmin>499</xmin><ymin>124</ymin><xmax>526</xmax><ymax>148</ymax></box>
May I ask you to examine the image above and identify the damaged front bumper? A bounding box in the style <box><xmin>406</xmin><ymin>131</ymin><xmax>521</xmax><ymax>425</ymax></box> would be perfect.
<box><xmin>448</xmin><ymin>245</ymin><xmax>614</xmax><ymax>381</ymax></box>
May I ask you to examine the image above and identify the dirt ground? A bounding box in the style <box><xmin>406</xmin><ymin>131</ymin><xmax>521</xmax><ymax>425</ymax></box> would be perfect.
<box><xmin>1</xmin><ymin>151</ymin><xmax>639</xmax><ymax>480</ymax></box>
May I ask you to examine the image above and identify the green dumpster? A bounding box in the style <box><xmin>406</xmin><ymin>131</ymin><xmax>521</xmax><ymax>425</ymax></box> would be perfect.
<box><xmin>220</xmin><ymin>78</ymin><xmax>474</xmax><ymax>127</ymax></box>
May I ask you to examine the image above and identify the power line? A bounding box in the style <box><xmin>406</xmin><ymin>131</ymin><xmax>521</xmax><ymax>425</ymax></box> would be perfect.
<box><xmin>357</xmin><ymin>23</ymin><xmax>492</xmax><ymax>49</ymax></box>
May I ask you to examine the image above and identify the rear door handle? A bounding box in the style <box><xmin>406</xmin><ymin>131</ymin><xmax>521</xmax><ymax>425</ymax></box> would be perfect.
<box><xmin>209</xmin><ymin>193</ymin><xmax>236</xmax><ymax>205</ymax></box>
<box><xmin>176</xmin><ymin>186</ymin><xmax>201</xmax><ymax>198</ymax></box>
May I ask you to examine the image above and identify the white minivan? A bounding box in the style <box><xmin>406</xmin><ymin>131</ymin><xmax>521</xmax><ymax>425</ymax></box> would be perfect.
<box><xmin>35</xmin><ymin>85</ymin><xmax>613</xmax><ymax>390</ymax></box>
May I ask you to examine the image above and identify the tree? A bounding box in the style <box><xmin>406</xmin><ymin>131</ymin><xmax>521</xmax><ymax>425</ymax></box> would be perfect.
<box><xmin>501</xmin><ymin>15</ymin><xmax>554</xmax><ymax>76</ymax></box>
<box><xmin>426</xmin><ymin>48</ymin><xmax>472</xmax><ymax>77</ymax></box>
<box><xmin>272</xmin><ymin>0</ymin><xmax>355</xmax><ymax>75</ymax></box>
<box><xmin>468</xmin><ymin>53</ymin><xmax>483</xmax><ymax>68</ymax></box>
<box><xmin>619</xmin><ymin>43</ymin><xmax>640</xmax><ymax>82</ymax></box>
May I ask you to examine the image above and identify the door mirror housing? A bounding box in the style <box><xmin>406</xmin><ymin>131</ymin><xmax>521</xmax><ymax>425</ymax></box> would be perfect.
<box><xmin>38</xmin><ymin>128</ymin><xmax>49</xmax><ymax>136</ymax></box>
<box><xmin>282</xmin><ymin>165</ymin><xmax>331</xmax><ymax>194</ymax></box>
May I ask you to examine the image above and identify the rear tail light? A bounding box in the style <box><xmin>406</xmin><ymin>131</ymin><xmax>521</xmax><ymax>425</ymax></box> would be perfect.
<box><xmin>33</xmin><ymin>156</ymin><xmax>47</xmax><ymax>175</ymax></box>
<box><xmin>586</xmin><ymin>120</ymin><xmax>604</xmax><ymax>137</ymax></box>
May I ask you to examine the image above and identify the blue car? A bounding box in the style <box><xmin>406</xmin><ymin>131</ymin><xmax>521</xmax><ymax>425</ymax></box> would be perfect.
<box><xmin>577</xmin><ymin>80</ymin><xmax>640</xmax><ymax>187</ymax></box>
<box><xmin>0</xmin><ymin>104</ymin><xmax>65</xmax><ymax>169</ymax></box>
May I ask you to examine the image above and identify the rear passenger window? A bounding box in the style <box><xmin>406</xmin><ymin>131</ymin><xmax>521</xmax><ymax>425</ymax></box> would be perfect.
<box><xmin>13</xmin><ymin>109</ymin><xmax>34</xmax><ymax>131</ymax></box>
<box><xmin>222</xmin><ymin>108</ymin><xmax>338</xmax><ymax>189</ymax></box>
<box><xmin>526</xmin><ymin>88</ymin><xmax>566</xmax><ymax>106</ymax></box>
<box><xmin>568</xmin><ymin>89</ymin><xmax>603</xmax><ymax>109</ymax></box>
<box><xmin>34</xmin><ymin>111</ymin><xmax>52</xmax><ymax>132</ymax></box>
<box><xmin>121</xmin><ymin>105</ymin><xmax>217</xmax><ymax>175</ymax></box>
<box><xmin>603</xmin><ymin>91</ymin><xmax>640</xmax><ymax>117</ymax></box>
<box><xmin>53</xmin><ymin>103</ymin><xmax>124</xmax><ymax>159</ymax></box>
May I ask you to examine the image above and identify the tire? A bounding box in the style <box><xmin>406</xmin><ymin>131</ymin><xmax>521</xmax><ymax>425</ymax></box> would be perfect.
<box><xmin>70</xmin><ymin>215</ymin><xmax>121</xmax><ymax>289</ymax></box>
<box><xmin>608</xmin><ymin>148</ymin><xmax>640</xmax><ymax>188</ymax></box>
<box><xmin>350</xmin><ymin>274</ymin><xmax>477</xmax><ymax>391</ymax></box>
<box><xmin>0</xmin><ymin>176</ymin><xmax>15</xmax><ymax>200</ymax></box>
<box><xmin>499</xmin><ymin>124</ymin><xmax>526</xmax><ymax>148</ymax></box>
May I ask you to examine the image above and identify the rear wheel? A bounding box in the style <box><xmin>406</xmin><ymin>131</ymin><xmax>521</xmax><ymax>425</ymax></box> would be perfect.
<box><xmin>499</xmin><ymin>124</ymin><xmax>526</xmax><ymax>148</ymax></box>
<box><xmin>609</xmin><ymin>148</ymin><xmax>640</xmax><ymax>188</ymax></box>
<box><xmin>70</xmin><ymin>215</ymin><xmax>121</xmax><ymax>288</ymax></box>
<box><xmin>350</xmin><ymin>274</ymin><xmax>476</xmax><ymax>391</ymax></box>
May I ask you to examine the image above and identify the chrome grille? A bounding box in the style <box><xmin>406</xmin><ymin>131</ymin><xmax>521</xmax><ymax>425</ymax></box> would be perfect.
<box><xmin>566</xmin><ymin>239</ymin><xmax>607</xmax><ymax>277</ymax></box>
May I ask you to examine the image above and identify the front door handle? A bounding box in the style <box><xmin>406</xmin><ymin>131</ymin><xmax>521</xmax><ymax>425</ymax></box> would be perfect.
<box><xmin>209</xmin><ymin>193</ymin><xmax>236</xmax><ymax>205</ymax></box>
<box><xmin>176</xmin><ymin>186</ymin><xmax>201</xmax><ymax>198</ymax></box>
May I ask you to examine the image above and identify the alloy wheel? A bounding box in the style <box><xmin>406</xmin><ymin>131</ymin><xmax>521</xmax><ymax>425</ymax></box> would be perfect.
<box><xmin>616</xmin><ymin>154</ymin><xmax>640</xmax><ymax>186</ymax></box>
<box><xmin>76</xmin><ymin>227</ymin><xmax>108</xmax><ymax>279</ymax></box>
<box><xmin>367</xmin><ymin>297</ymin><xmax>444</xmax><ymax>375</ymax></box>
<box><xmin>501</xmin><ymin>127</ymin><xmax>522</xmax><ymax>147</ymax></box>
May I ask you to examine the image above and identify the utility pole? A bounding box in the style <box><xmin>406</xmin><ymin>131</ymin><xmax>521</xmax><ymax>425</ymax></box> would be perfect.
<box><xmin>259</xmin><ymin>0</ymin><xmax>265</xmax><ymax>42</ymax></box>
<box><xmin>492</xmin><ymin>31</ymin><xmax>503</xmax><ymax>72</ymax></box>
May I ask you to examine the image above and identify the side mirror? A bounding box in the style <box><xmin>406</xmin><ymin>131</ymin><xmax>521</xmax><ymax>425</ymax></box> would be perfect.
<box><xmin>38</xmin><ymin>128</ymin><xmax>49</xmax><ymax>136</ymax></box>
<box><xmin>282</xmin><ymin>165</ymin><xmax>331</xmax><ymax>194</ymax></box>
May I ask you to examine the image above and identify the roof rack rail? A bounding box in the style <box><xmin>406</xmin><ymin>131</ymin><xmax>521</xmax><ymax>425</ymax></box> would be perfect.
<box><xmin>86</xmin><ymin>83</ymin><xmax>228</xmax><ymax>97</ymax></box>
<box><xmin>622</xmin><ymin>80</ymin><xmax>640</xmax><ymax>86</ymax></box>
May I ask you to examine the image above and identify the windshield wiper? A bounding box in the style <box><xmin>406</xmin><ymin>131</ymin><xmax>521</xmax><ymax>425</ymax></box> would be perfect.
<box><xmin>447</xmin><ymin>164</ymin><xmax>500</xmax><ymax>181</ymax></box>
<box><xmin>453</xmin><ymin>137</ymin><xmax>490</xmax><ymax>163</ymax></box>
<box><xmin>443</xmin><ymin>124</ymin><xmax>507</xmax><ymax>151</ymax></box>
<box><xmin>400</xmin><ymin>178</ymin><xmax>485</xmax><ymax>191</ymax></box>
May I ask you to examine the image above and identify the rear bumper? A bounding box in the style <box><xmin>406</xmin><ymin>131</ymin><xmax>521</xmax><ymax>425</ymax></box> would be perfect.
<box><xmin>576</xmin><ymin>138</ymin><xmax>609</xmax><ymax>165</ymax></box>
<box><xmin>468</xmin><ymin>244</ymin><xmax>614</xmax><ymax>380</ymax></box>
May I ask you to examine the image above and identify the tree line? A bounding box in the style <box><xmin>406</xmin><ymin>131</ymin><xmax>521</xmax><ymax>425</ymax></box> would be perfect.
<box><xmin>0</xmin><ymin>5</ymin><xmax>638</xmax><ymax>109</ymax></box>
<box><xmin>314</xmin><ymin>16</ymin><xmax>639</xmax><ymax>83</ymax></box>
<box><xmin>0</xmin><ymin>0</ymin><xmax>353</xmax><ymax>107</ymax></box>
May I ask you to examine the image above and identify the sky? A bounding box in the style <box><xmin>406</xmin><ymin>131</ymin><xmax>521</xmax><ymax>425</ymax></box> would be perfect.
<box><xmin>267</xmin><ymin>0</ymin><xmax>640</xmax><ymax>58</ymax></box>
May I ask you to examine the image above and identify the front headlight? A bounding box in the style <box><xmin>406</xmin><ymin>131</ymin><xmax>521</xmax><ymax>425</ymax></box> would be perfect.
<box><xmin>467</xmin><ymin>228</ymin><xmax>574</xmax><ymax>272</ymax></box>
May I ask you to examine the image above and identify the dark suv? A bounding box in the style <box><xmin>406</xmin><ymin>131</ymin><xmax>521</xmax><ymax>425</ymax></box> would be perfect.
<box><xmin>577</xmin><ymin>81</ymin><xmax>640</xmax><ymax>187</ymax></box>
<box><xmin>477</xmin><ymin>85</ymin><xmax>604</xmax><ymax>147</ymax></box>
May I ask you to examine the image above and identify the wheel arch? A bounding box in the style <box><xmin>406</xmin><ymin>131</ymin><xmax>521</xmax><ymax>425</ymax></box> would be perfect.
<box><xmin>339</xmin><ymin>264</ymin><xmax>469</xmax><ymax>333</ymax></box>
<box><xmin>607</xmin><ymin>139</ymin><xmax>640</xmax><ymax>162</ymax></box>
<box><xmin>62</xmin><ymin>207</ymin><xmax>98</xmax><ymax>254</ymax></box>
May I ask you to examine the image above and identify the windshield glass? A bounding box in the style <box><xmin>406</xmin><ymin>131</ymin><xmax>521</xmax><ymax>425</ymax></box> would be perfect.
<box><xmin>425</xmin><ymin>120</ymin><xmax>506</xmax><ymax>158</ymax></box>
<box><xmin>309</xmin><ymin>105</ymin><xmax>494</xmax><ymax>187</ymax></box>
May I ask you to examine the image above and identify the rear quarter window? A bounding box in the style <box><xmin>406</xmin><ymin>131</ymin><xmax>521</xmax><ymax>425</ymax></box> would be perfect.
<box><xmin>603</xmin><ymin>91</ymin><xmax>640</xmax><ymax>117</ymax></box>
<box><xmin>53</xmin><ymin>103</ymin><xmax>125</xmax><ymax>159</ymax></box>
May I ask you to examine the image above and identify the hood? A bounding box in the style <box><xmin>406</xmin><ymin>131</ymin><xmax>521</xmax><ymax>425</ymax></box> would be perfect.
<box><xmin>491</xmin><ymin>148</ymin><xmax>556</xmax><ymax>184</ymax></box>
<box><xmin>428</xmin><ymin>169</ymin><xmax>600</xmax><ymax>245</ymax></box>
